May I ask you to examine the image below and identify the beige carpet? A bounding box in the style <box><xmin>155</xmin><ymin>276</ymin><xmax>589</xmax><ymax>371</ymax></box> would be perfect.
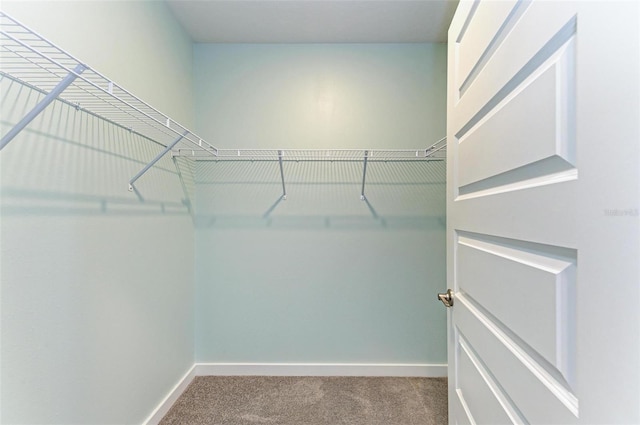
<box><xmin>159</xmin><ymin>376</ymin><xmax>448</xmax><ymax>425</ymax></box>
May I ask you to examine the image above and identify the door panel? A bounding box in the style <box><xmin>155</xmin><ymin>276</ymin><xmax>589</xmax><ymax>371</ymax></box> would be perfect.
<box><xmin>452</xmin><ymin>3</ymin><xmax>577</xmax><ymax>136</ymax></box>
<box><xmin>457</xmin><ymin>232</ymin><xmax>576</xmax><ymax>384</ymax></box>
<box><xmin>456</xmin><ymin>297</ymin><xmax>577</xmax><ymax>424</ymax></box>
<box><xmin>455</xmin><ymin>0</ymin><xmax>520</xmax><ymax>95</ymax></box>
<box><xmin>457</xmin><ymin>38</ymin><xmax>576</xmax><ymax>194</ymax></box>
<box><xmin>447</xmin><ymin>1</ymin><xmax>640</xmax><ymax>424</ymax></box>
<box><xmin>457</xmin><ymin>332</ymin><xmax>518</xmax><ymax>424</ymax></box>
<box><xmin>452</xmin><ymin>390</ymin><xmax>473</xmax><ymax>425</ymax></box>
<box><xmin>451</xmin><ymin>183</ymin><xmax>577</xmax><ymax>246</ymax></box>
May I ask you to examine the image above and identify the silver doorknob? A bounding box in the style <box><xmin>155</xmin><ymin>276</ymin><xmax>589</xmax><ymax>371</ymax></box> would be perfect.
<box><xmin>437</xmin><ymin>289</ymin><xmax>454</xmax><ymax>307</ymax></box>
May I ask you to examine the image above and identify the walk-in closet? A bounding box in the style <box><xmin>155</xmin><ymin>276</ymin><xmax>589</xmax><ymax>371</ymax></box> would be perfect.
<box><xmin>1</xmin><ymin>2</ymin><xmax>450</xmax><ymax>423</ymax></box>
<box><xmin>2</xmin><ymin>1</ymin><xmax>640</xmax><ymax>425</ymax></box>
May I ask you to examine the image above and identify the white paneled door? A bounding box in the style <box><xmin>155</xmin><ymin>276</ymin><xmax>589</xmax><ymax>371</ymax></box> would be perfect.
<box><xmin>446</xmin><ymin>1</ymin><xmax>640</xmax><ymax>424</ymax></box>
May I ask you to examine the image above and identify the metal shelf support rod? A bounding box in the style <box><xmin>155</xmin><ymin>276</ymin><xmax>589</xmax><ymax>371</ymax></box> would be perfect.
<box><xmin>0</xmin><ymin>63</ymin><xmax>86</xmax><ymax>151</ymax></box>
<box><xmin>278</xmin><ymin>150</ymin><xmax>287</xmax><ymax>200</ymax></box>
<box><xmin>129</xmin><ymin>131</ymin><xmax>188</xmax><ymax>191</ymax></box>
<box><xmin>360</xmin><ymin>150</ymin><xmax>369</xmax><ymax>201</ymax></box>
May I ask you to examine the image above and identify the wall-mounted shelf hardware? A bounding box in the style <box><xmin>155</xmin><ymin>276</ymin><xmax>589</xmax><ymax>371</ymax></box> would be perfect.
<box><xmin>172</xmin><ymin>138</ymin><xmax>446</xmax><ymax>201</ymax></box>
<box><xmin>0</xmin><ymin>11</ymin><xmax>446</xmax><ymax>198</ymax></box>
<box><xmin>278</xmin><ymin>150</ymin><xmax>287</xmax><ymax>200</ymax></box>
<box><xmin>0</xmin><ymin>12</ymin><xmax>217</xmax><ymax>191</ymax></box>
<box><xmin>361</xmin><ymin>150</ymin><xmax>369</xmax><ymax>201</ymax></box>
<box><xmin>170</xmin><ymin>139</ymin><xmax>446</xmax><ymax>162</ymax></box>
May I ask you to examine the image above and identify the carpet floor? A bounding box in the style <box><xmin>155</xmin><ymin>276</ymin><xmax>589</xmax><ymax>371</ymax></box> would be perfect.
<box><xmin>159</xmin><ymin>376</ymin><xmax>448</xmax><ymax>425</ymax></box>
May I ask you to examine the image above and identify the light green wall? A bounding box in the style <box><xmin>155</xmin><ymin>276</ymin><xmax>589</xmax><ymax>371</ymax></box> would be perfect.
<box><xmin>193</xmin><ymin>44</ymin><xmax>445</xmax><ymax>149</ymax></box>
<box><xmin>0</xmin><ymin>2</ymin><xmax>195</xmax><ymax>424</ymax></box>
<box><xmin>193</xmin><ymin>44</ymin><xmax>447</xmax><ymax>364</ymax></box>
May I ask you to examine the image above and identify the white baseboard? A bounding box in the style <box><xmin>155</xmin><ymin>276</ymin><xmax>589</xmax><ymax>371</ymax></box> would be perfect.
<box><xmin>194</xmin><ymin>363</ymin><xmax>447</xmax><ymax>377</ymax></box>
<box><xmin>143</xmin><ymin>362</ymin><xmax>447</xmax><ymax>424</ymax></box>
<box><xmin>143</xmin><ymin>364</ymin><xmax>196</xmax><ymax>425</ymax></box>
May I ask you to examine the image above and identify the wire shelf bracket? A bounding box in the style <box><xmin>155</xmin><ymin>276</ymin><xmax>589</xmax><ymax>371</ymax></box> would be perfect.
<box><xmin>129</xmin><ymin>131</ymin><xmax>188</xmax><ymax>192</ymax></box>
<box><xmin>278</xmin><ymin>150</ymin><xmax>287</xmax><ymax>201</ymax></box>
<box><xmin>0</xmin><ymin>63</ymin><xmax>86</xmax><ymax>150</ymax></box>
<box><xmin>360</xmin><ymin>150</ymin><xmax>369</xmax><ymax>201</ymax></box>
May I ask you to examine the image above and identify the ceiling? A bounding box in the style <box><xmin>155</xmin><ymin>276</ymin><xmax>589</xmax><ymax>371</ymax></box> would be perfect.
<box><xmin>166</xmin><ymin>0</ymin><xmax>459</xmax><ymax>43</ymax></box>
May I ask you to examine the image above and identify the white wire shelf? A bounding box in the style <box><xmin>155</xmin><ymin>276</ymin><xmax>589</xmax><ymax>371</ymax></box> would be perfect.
<box><xmin>172</xmin><ymin>143</ymin><xmax>446</xmax><ymax>162</ymax></box>
<box><xmin>0</xmin><ymin>11</ymin><xmax>217</xmax><ymax>155</ymax></box>
<box><xmin>0</xmin><ymin>11</ymin><xmax>446</xmax><ymax>194</ymax></box>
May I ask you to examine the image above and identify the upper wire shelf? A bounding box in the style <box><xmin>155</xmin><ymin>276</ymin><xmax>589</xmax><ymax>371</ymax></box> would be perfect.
<box><xmin>172</xmin><ymin>139</ymin><xmax>447</xmax><ymax>162</ymax></box>
<box><xmin>0</xmin><ymin>12</ymin><xmax>217</xmax><ymax>155</ymax></box>
<box><xmin>0</xmin><ymin>11</ymin><xmax>445</xmax><ymax>193</ymax></box>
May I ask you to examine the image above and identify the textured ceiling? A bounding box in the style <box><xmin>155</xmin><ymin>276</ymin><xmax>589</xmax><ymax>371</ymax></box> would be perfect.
<box><xmin>166</xmin><ymin>0</ymin><xmax>459</xmax><ymax>43</ymax></box>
